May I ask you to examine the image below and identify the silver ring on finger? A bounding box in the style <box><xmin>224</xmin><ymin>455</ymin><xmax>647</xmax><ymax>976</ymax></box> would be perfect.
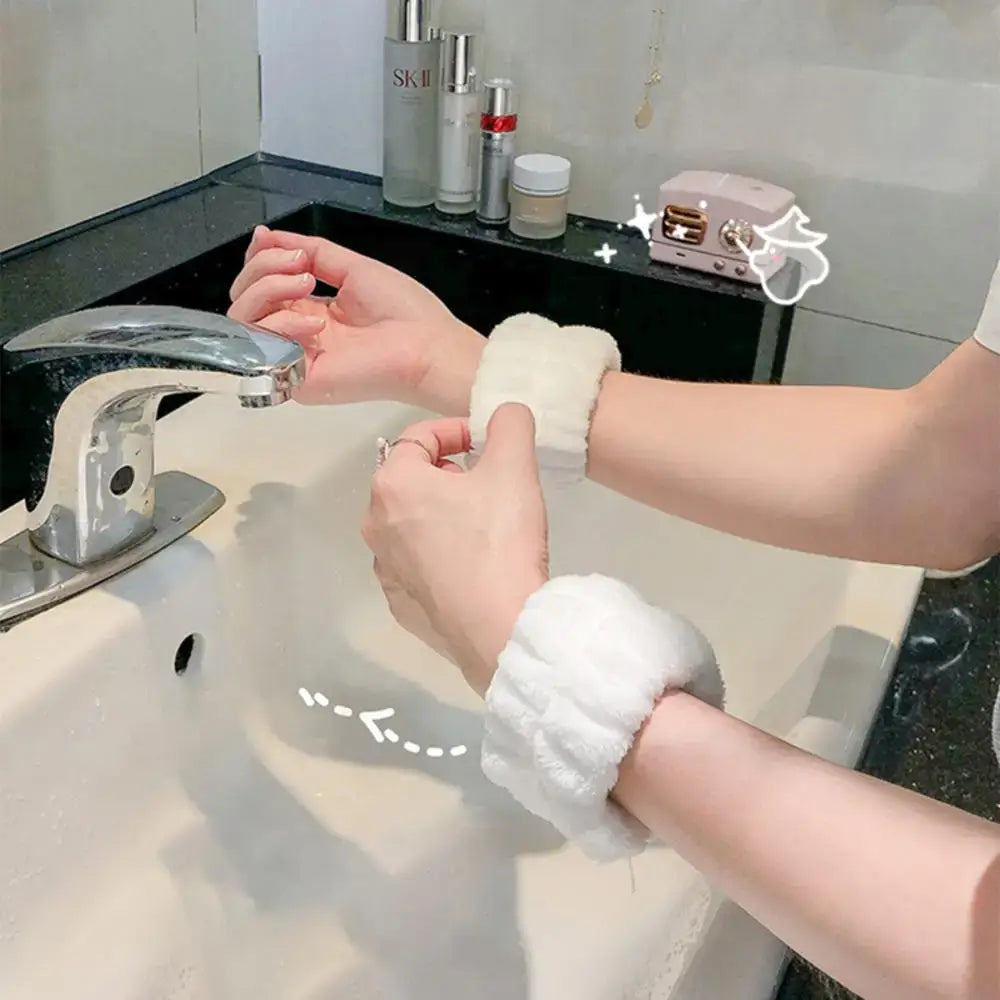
<box><xmin>375</xmin><ymin>436</ymin><xmax>435</xmax><ymax>470</ymax></box>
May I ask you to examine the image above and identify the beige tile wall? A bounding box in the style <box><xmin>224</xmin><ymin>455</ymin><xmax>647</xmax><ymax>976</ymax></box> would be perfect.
<box><xmin>196</xmin><ymin>0</ymin><xmax>261</xmax><ymax>173</ymax></box>
<box><xmin>0</xmin><ymin>0</ymin><xmax>259</xmax><ymax>254</ymax></box>
<box><xmin>466</xmin><ymin>0</ymin><xmax>1000</xmax><ymax>387</ymax></box>
<box><xmin>260</xmin><ymin>0</ymin><xmax>1000</xmax><ymax>387</ymax></box>
<box><xmin>258</xmin><ymin>0</ymin><xmax>385</xmax><ymax>175</ymax></box>
<box><xmin>782</xmin><ymin>312</ymin><xmax>958</xmax><ymax>389</ymax></box>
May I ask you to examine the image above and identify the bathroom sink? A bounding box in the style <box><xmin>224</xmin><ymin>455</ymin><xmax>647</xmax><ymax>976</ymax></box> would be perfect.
<box><xmin>0</xmin><ymin>394</ymin><xmax>923</xmax><ymax>999</ymax></box>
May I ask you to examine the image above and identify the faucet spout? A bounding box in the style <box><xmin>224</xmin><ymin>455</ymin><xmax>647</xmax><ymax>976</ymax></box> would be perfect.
<box><xmin>1</xmin><ymin>306</ymin><xmax>306</xmax><ymax>566</ymax></box>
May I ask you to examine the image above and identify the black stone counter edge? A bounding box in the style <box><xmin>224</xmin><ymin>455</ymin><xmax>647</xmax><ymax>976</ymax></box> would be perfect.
<box><xmin>210</xmin><ymin>154</ymin><xmax>783</xmax><ymax>304</ymax></box>
<box><xmin>1</xmin><ymin>164</ymin><xmax>248</xmax><ymax>264</ymax></box>
<box><xmin>1</xmin><ymin>153</ymin><xmax>785</xmax><ymax>345</ymax></box>
<box><xmin>0</xmin><ymin>171</ymin><xmax>311</xmax><ymax>342</ymax></box>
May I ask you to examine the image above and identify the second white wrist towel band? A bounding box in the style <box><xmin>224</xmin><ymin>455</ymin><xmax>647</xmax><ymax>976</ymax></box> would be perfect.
<box><xmin>468</xmin><ymin>314</ymin><xmax>727</xmax><ymax>862</ymax></box>
<box><xmin>483</xmin><ymin>574</ymin><xmax>725</xmax><ymax>862</ymax></box>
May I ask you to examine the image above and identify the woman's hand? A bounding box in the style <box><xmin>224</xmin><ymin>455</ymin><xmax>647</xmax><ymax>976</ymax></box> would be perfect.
<box><xmin>362</xmin><ymin>404</ymin><xmax>549</xmax><ymax>696</ymax></box>
<box><xmin>227</xmin><ymin>226</ymin><xmax>485</xmax><ymax>414</ymax></box>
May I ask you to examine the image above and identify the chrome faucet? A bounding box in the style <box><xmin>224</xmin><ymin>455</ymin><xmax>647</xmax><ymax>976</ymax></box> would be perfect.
<box><xmin>0</xmin><ymin>306</ymin><xmax>305</xmax><ymax>628</ymax></box>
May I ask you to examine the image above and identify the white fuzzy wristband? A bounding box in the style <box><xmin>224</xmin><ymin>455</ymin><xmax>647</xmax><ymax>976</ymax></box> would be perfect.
<box><xmin>468</xmin><ymin>314</ymin><xmax>622</xmax><ymax>485</ymax></box>
<box><xmin>481</xmin><ymin>574</ymin><xmax>725</xmax><ymax>863</ymax></box>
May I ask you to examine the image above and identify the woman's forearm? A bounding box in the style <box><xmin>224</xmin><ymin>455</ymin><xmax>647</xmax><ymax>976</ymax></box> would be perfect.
<box><xmin>448</xmin><ymin>327</ymin><xmax>1000</xmax><ymax>568</ymax></box>
<box><xmin>614</xmin><ymin>693</ymin><xmax>1000</xmax><ymax>1000</ymax></box>
<box><xmin>585</xmin><ymin>341</ymin><xmax>1000</xmax><ymax>570</ymax></box>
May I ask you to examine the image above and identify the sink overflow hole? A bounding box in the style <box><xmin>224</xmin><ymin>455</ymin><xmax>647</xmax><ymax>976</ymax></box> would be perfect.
<box><xmin>109</xmin><ymin>465</ymin><xmax>135</xmax><ymax>496</ymax></box>
<box><xmin>174</xmin><ymin>633</ymin><xmax>203</xmax><ymax>676</ymax></box>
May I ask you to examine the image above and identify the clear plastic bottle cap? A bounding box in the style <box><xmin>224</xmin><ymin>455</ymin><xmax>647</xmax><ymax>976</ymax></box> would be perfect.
<box><xmin>512</xmin><ymin>154</ymin><xmax>572</xmax><ymax>196</ymax></box>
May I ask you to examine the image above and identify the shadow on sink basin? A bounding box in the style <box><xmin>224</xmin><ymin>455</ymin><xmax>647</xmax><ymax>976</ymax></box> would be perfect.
<box><xmin>165</xmin><ymin>714</ymin><xmax>539</xmax><ymax>999</ymax></box>
<box><xmin>229</xmin><ymin>478</ymin><xmax>565</xmax><ymax>826</ymax></box>
<box><xmin>120</xmin><ymin>474</ymin><xmax>566</xmax><ymax>998</ymax></box>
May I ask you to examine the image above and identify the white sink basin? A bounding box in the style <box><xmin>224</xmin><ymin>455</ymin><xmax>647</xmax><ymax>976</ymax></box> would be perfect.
<box><xmin>0</xmin><ymin>395</ymin><xmax>923</xmax><ymax>999</ymax></box>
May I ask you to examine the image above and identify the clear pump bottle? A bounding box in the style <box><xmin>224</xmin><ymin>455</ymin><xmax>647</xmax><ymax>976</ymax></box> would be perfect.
<box><xmin>383</xmin><ymin>0</ymin><xmax>441</xmax><ymax>208</ymax></box>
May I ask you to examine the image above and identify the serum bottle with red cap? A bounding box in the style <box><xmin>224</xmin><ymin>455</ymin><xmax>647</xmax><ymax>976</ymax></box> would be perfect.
<box><xmin>477</xmin><ymin>79</ymin><xmax>518</xmax><ymax>226</ymax></box>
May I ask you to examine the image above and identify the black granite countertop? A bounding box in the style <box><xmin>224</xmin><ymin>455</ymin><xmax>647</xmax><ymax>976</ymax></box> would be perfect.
<box><xmin>211</xmin><ymin>157</ymin><xmax>795</xmax><ymax>302</ymax></box>
<box><xmin>0</xmin><ymin>153</ymin><xmax>792</xmax><ymax>347</ymax></box>
<box><xmin>0</xmin><ymin>180</ymin><xmax>311</xmax><ymax>341</ymax></box>
<box><xmin>1</xmin><ymin>155</ymin><xmax>996</xmax><ymax>1000</ymax></box>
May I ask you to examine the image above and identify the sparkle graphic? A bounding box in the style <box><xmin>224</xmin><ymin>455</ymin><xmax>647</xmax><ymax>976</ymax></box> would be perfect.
<box><xmin>594</xmin><ymin>243</ymin><xmax>618</xmax><ymax>264</ymax></box>
<box><xmin>624</xmin><ymin>194</ymin><xmax>661</xmax><ymax>241</ymax></box>
<box><xmin>671</xmin><ymin>224</ymin><xmax>689</xmax><ymax>240</ymax></box>
<box><xmin>300</xmin><ymin>689</ymin><xmax>469</xmax><ymax>760</ymax></box>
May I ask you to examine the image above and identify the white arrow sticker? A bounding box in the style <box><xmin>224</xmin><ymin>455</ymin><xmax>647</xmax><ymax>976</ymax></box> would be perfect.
<box><xmin>300</xmin><ymin>690</ymin><xmax>468</xmax><ymax>760</ymax></box>
<box><xmin>358</xmin><ymin>708</ymin><xmax>395</xmax><ymax>744</ymax></box>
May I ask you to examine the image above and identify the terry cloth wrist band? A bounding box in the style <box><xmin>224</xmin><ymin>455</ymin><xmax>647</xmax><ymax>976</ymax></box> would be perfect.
<box><xmin>468</xmin><ymin>314</ymin><xmax>622</xmax><ymax>485</ymax></box>
<box><xmin>481</xmin><ymin>574</ymin><xmax>725</xmax><ymax>863</ymax></box>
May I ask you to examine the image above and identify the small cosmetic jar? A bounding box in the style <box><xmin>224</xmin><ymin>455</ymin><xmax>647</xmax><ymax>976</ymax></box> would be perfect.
<box><xmin>509</xmin><ymin>153</ymin><xmax>572</xmax><ymax>240</ymax></box>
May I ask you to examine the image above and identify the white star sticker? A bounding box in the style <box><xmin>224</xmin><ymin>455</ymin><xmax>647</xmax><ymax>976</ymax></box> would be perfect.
<box><xmin>624</xmin><ymin>195</ymin><xmax>661</xmax><ymax>241</ymax></box>
<box><xmin>671</xmin><ymin>223</ymin><xmax>689</xmax><ymax>239</ymax></box>
<box><xmin>594</xmin><ymin>243</ymin><xmax>618</xmax><ymax>264</ymax></box>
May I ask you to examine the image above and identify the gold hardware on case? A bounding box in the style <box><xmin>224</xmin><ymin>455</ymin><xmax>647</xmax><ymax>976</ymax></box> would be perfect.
<box><xmin>662</xmin><ymin>205</ymin><xmax>707</xmax><ymax>245</ymax></box>
<box><xmin>719</xmin><ymin>218</ymin><xmax>754</xmax><ymax>254</ymax></box>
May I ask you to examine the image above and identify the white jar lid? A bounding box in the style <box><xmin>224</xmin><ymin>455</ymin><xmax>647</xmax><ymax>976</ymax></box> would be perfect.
<box><xmin>512</xmin><ymin>154</ymin><xmax>572</xmax><ymax>195</ymax></box>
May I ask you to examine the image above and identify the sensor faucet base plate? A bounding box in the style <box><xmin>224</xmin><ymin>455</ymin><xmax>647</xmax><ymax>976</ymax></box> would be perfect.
<box><xmin>0</xmin><ymin>471</ymin><xmax>224</xmax><ymax>631</ymax></box>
